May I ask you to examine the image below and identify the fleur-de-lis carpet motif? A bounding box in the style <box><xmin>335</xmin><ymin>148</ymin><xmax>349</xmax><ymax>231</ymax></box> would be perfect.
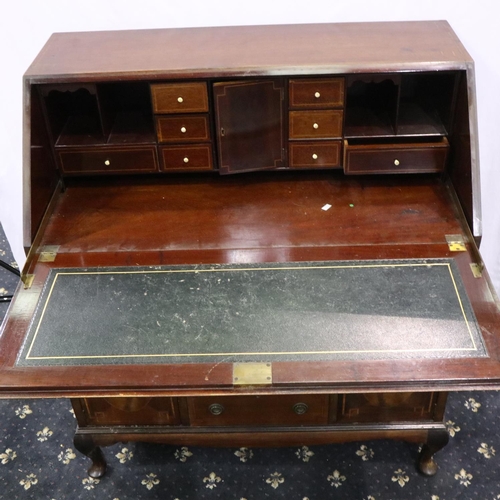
<box><xmin>3</xmin><ymin>223</ymin><xmax>500</xmax><ymax>498</ymax></box>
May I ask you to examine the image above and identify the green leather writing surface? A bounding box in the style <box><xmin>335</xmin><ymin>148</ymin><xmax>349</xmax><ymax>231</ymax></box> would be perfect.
<box><xmin>17</xmin><ymin>259</ymin><xmax>487</xmax><ymax>366</ymax></box>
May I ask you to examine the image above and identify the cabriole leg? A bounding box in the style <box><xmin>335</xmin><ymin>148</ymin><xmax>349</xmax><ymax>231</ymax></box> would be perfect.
<box><xmin>74</xmin><ymin>432</ymin><xmax>107</xmax><ymax>478</ymax></box>
<box><xmin>417</xmin><ymin>428</ymin><xmax>449</xmax><ymax>476</ymax></box>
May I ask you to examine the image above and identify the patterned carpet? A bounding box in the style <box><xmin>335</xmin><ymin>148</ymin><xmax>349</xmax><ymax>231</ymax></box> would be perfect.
<box><xmin>2</xmin><ymin>224</ymin><xmax>500</xmax><ymax>499</ymax></box>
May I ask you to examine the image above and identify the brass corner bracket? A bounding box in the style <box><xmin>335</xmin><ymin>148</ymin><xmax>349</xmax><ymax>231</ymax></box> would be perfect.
<box><xmin>445</xmin><ymin>234</ymin><xmax>466</xmax><ymax>252</ymax></box>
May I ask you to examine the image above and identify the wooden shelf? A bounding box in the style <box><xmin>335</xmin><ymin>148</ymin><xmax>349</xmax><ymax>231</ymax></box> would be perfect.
<box><xmin>107</xmin><ymin>112</ymin><xmax>156</xmax><ymax>145</ymax></box>
<box><xmin>55</xmin><ymin>115</ymin><xmax>106</xmax><ymax>147</ymax></box>
<box><xmin>344</xmin><ymin>107</ymin><xmax>395</xmax><ymax>138</ymax></box>
<box><xmin>397</xmin><ymin>103</ymin><xmax>448</xmax><ymax>137</ymax></box>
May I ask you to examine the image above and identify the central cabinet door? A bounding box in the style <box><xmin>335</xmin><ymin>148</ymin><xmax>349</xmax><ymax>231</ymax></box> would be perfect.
<box><xmin>214</xmin><ymin>79</ymin><xmax>285</xmax><ymax>174</ymax></box>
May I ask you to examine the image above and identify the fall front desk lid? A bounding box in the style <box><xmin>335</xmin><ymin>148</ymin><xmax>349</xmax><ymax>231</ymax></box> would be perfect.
<box><xmin>17</xmin><ymin>259</ymin><xmax>487</xmax><ymax>366</ymax></box>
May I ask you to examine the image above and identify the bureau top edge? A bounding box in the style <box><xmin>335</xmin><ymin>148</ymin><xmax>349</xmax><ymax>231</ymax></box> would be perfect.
<box><xmin>24</xmin><ymin>21</ymin><xmax>473</xmax><ymax>81</ymax></box>
<box><xmin>24</xmin><ymin>62</ymin><xmax>471</xmax><ymax>85</ymax></box>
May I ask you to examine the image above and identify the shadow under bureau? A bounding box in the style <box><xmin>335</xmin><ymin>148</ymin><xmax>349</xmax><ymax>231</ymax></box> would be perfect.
<box><xmin>1</xmin><ymin>21</ymin><xmax>499</xmax><ymax>479</ymax></box>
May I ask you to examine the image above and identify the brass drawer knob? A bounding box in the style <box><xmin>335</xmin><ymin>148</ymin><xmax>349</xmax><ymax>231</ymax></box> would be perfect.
<box><xmin>313</xmin><ymin>123</ymin><xmax>319</xmax><ymax>129</ymax></box>
<box><xmin>394</xmin><ymin>159</ymin><xmax>400</xmax><ymax>166</ymax></box>
<box><xmin>314</xmin><ymin>91</ymin><xmax>321</xmax><ymax>98</ymax></box>
<box><xmin>293</xmin><ymin>402</ymin><xmax>309</xmax><ymax>415</ymax></box>
<box><xmin>183</xmin><ymin>157</ymin><xmax>189</xmax><ymax>163</ymax></box>
<box><xmin>312</xmin><ymin>153</ymin><xmax>318</xmax><ymax>160</ymax></box>
<box><xmin>104</xmin><ymin>159</ymin><xmax>110</xmax><ymax>166</ymax></box>
<box><xmin>209</xmin><ymin>403</ymin><xmax>224</xmax><ymax>416</ymax></box>
<box><xmin>180</xmin><ymin>126</ymin><xmax>187</xmax><ymax>133</ymax></box>
<box><xmin>177</xmin><ymin>96</ymin><xmax>184</xmax><ymax>103</ymax></box>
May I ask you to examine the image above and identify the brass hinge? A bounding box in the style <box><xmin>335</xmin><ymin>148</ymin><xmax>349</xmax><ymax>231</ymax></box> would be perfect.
<box><xmin>470</xmin><ymin>263</ymin><xmax>483</xmax><ymax>278</ymax></box>
<box><xmin>445</xmin><ymin>234</ymin><xmax>466</xmax><ymax>252</ymax></box>
<box><xmin>22</xmin><ymin>274</ymin><xmax>35</xmax><ymax>289</ymax></box>
<box><xmin>38</xmin><ymin>245</ymin><xmax>60</xmax><ymax>263</ymax></box>
<box><xmin>233</xmin><ymin>362</ymin><xmax>272</xmax><ymax>386</ymax></box>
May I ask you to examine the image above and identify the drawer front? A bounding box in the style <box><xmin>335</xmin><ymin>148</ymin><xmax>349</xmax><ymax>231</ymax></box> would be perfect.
<box><xmin>289</xmin><ymin>78</ymin><xmax>344</xmax><ymax>108</ymax></box>
<box><xmin>58</xmin><ymin>146</ymin><xmax>158</xmax><ymax>174</ymax></box>
<box><xmin>160</xmin><ymin>144</ymin><xmax>213</xmax><ymax>171</ymax></box>
<box><xmin>344</xmin><ymin>139</ymin><xmax>449</xmax><ymax>174</ymax></box>
<box><xmin>80</xmin><ymin>397</ymin><xmax>180</xmax><ymax>426</ymax></box>
<box><xmin>289</xmin><ymin>141</ymin><xmax>342</xmax><ymax>168</ymax></box>
<box><xmin>151</xmin><ymin>82</ymin><xmax>209</xmax><ymax>114</ymax></box>
<box><xmin>289</xmin><ymin>110</ymin><xmax>343</xmax><ymax>139</ymax></box>
<box><xmin>188</xmin><ymin>395</ymin><xmax>329</xmax><ymax>427</ymax></box>
<box><xmin>338</xmin><ymin>392</ymin><xmax>442</xmax><ymax>423</ymax></box>
<box><xmin>156</xmin><ymin>115</ymin><xmax>211</xmax><ymax>143</ymax></box>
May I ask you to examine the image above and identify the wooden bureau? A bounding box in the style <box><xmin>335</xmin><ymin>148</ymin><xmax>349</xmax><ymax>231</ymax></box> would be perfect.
<box><xmin>1</xmin><ymin>21</ymin><xmax>499</xmax><ymax>479</ymax></box>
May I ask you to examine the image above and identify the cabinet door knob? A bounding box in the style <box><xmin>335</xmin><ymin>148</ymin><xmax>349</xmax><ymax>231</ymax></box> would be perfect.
<box><xmin>180</xmin><ymin>126</ymin><xmax>187</xmax><ymax>133</ymax></box>
<box><xmin>177</xmin><ymin>96</ymin><xmax>184</xmax><ymax>103</ymax></box>
<box><xmin>183</xmin><ymin>157</ymin><xmax>189</xmax><ymax>163</ymax></box>
<box><xmin>209</xmin><ymin>403</ymin><xmax>224</xmax><ymax>415</ymax></box>
<box><xmin>104</xmin><ymin>159</ymin><xmax>110</xmax><ymax>166</ymax></box>
<box><xmin>313</xmin><ymin>123</ymin><xmax>319</xmax><ymax>129</ymax></box>
<box><xmin>293</xmin><ymin>402</ymin><xmax>309</xmax><ymax>415</ymax></box>
<box><xmin>314</xmin><ymin>91</ymin><xmax>321</xmax><ymax>98</ymax></box>
<box><xmin>394</xmin><ymin>159</ymin><xmax>400</xmax><ymax>166</ymax></box>
<box><xmin>312</xmin><ymin>153</ymin><xmax>318</xmax><ymax>160</ymax></box>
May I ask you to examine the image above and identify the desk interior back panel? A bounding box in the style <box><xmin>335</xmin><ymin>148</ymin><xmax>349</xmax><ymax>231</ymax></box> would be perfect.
<box><xmin>17</xmin><ymin>259</ymin><xmax>487</xmax><ymax>366</ymax></box>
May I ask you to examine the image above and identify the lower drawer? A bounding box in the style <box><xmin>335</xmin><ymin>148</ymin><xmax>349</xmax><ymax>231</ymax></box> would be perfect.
<box><xmin>160</xmin><ymin>144</ymin><xmax>213</xmax><ymax>171</ymax></box>
<box><xmin>57</xmin><ymin>146</ymin><xmax>159</xmax><ymax>174</ymax></box>
<box><xmin>337</xmin><ymin>392</ymin><xmax>445</xmax><ymax>423</ymax></box>
<box><xmin>289</xmin><ymin>141</ymin><xmax>342</xmax><ymax>169</ymax></box>
<box><xmin>76</xmin><ymin>397</ymin><xmax>180</xmax><ymax>426</ymax></box>
<box><xmin>343</xmin><ymin>138</ymin><xmax>449</xmax><ymax>174</ymax></box>
<box><xmin>188</xmin><ymin>394</ymin><xmax>330</xmax><ymax>427</ymax></box>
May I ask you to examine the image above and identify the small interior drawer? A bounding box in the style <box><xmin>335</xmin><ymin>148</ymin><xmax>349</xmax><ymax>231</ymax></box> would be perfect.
<box><xmin>160</xmin><ymin>144</ymin><xmax>213</xmax><ymax>171</ymax></box>
<box><xmin>57</xmin><ymin>146</ymin><xmax>158</xmax><ymax>174</ymax></box>
<box><xmin>343</xmin><ymin>138</ymin><xmax>449</xmax><ymax>174</ymax></box>
<box><xmin>289</xmin><ymin>141</ymin><xmax>342</xmax><ymax>168</ymax></box>
<box><xmin>289</xmin><ymin>110</ymin><xmax>343</xmax><ymax>139</ymax></box>
<box><xmin>156</xmin><ymin>114</ymin><xmax>211</xmax><ymax>143</ymax></box>
<box><xmin>289</xmin><ymin>78</ymin><xmax>344</xmax><ymax>108</ymax></box>
<box><xmin>188</xmin><ymin>394</ymin><xmax>330</xmax><ymax>427</ymax></box>
<box><xmin>151</xmin><ymin>82</ymin><xmax>209</xmax><ymax>114</ymax></box>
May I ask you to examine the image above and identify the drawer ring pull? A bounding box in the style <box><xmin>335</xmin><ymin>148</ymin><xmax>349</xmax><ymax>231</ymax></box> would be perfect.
<box><xmin>293</xmin><ymin>402</ymin><xmax>309</xmax><ymax>415</ymax></box>
<box><xmin>208</xmin><ymin>403</ymin><xmax>225</xmax><ymax>416</ymax></box>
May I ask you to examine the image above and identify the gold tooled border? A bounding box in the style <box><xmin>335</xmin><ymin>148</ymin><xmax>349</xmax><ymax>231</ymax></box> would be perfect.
<box><xmin>24</xmin><ymin>262</ymin><xmax>482</xmax><ymax>361</ymax></box>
